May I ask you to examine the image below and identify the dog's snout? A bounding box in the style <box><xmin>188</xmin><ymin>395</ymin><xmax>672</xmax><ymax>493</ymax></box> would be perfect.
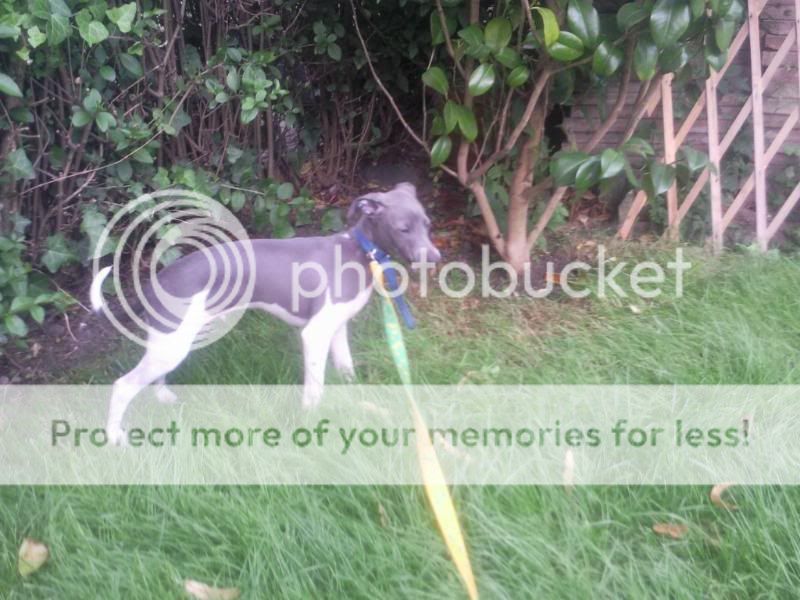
<box><xmin>414</xmin><ymin>245</ymin><xmax>441</xmax><ymax>263</ymax></box>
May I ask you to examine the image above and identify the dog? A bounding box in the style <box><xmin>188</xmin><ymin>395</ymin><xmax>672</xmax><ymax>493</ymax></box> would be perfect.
<box><xmin>90</xmin><ymin>182</ymin><xmax>440</xmax><ymax>444</ymax></box>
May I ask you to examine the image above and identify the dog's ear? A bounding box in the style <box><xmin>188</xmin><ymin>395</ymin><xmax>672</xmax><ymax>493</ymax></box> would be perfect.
<box><xmin>395</xmin><ymin>182</ymin><xmax>417</xmax><ymax>195</ymax></box>
<box><xmin>347</xmin><ymin>196</ymin><xmax>384</xmax><ymax>225</ymax></box>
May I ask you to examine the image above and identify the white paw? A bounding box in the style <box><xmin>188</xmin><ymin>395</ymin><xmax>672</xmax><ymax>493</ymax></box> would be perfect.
<box><xmin>155</xmin><ymin>386</ymin><xmax>178</xmax><ymax>404</ymax></box>
<box><xmin>337</xmin><ymin>365</ymin><xmax>356</xmax><ymax>383</ymax></box>
<box><xmin>106</xmin><ymin>425</ymin><xmax>127</xmax><ymax>447</ymax></box>
<box><xmin>301</xmin><ymin>386</ymin><xmax>323</xmax><ymax>409</ymax></box>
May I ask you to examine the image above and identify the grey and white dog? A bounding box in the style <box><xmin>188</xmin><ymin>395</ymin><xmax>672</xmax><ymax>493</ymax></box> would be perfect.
<box><xmin>90</xmin><ymin>182</ymin><xmax>440</xmax><ymax>444</ymax></box>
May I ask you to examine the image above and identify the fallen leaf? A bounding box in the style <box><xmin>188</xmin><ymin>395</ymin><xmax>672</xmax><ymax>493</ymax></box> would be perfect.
<box><xmin>546</xmin><ymin>273</ymin><xmax>561</xmax><ymax>285</ymax></box>
<box><xmin>628</xmin><ymin>304</ymin><xmax>642</xmax><ymax>314</ymax></box>
<box><xmin>710</xmin><ymin>483</ymin><xmax>738</xmax><ymax>510</ymax></box>
<box><xmin>378</xmin><ymin>502</ymin><xmax>389</xmax><ymax>528</ymax></box>
<box><xmin>18</xmin><ymin>538</ymin><xmax>48</xmax><ymax>577</ymax></box>
<box><xmin>563</xmin><ymin>449</ymin><xmax>575</xmax><ymax>494</ymax></box>
<box><xmin>652</xmin><ymin>523</ymin><xmax>688</xmax><ymax>539</ymax></box>
<box><xmin>184</xmin><ymin>580</ymin><xmax>241</xmax><ymax>600</ymax></box>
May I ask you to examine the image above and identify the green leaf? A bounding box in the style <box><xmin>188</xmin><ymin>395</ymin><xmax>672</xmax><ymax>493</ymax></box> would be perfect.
<box><xmin>276</xmin><ymin>182</ymin><xmax>294</xmax><ymax>200</ymax></box>
<box><xmin>704</xmin><ymin>37</ymin><xmax>727</xmax><ymax>71</ymax></box>
<box><xmin>430</xmin><ymin>11</ymin><xmax>457</xmax><ymax>45</ymax></box>
<box><xmin>592</xmin><ymin>41</ymin><xmax>623</xmax><ymax>76</ymax></box>
<box><xmin>0</xmin><ymin>24</ymin><xmax>20</xmax><ymax>40</ymax></box>
<box><xmin>430</xmin><ymin>135</ymin><xmax>452</xmax><ymax>167</ymax></box>
<box><xmin>533</xmin><ymin>7</ymin><xmax>559</xmax><ymax>47</ymax></box>
<box><xmin>714</xmin><ymin>18</ymin><xmax>736</xmax><ymax>52</ymax></box>
<box><xmin>443</xmin><ymin>100</ymin><xmax>459</xmax><ymax>134</ymax></box>
<box><xmin>71</xmin><ymin>109</ymin><xmax>93</xmax><ymax>127</ymax></box>
<box><xmin>710</xmin><ymin>0</ymin><xmax>734</xmax><ymax>17</ymax></box>
<box><xmin>660</xmin><ymin>45</ymin><xmax>691</xmax><ymax>71</ymax></box>
<box><xmin>116</xmin><ymin>160</ymin><xmax>132</xmax><ymax>182</ymax></box>
<box><xmin>106</xmin><ymin>2</ymin><xmax>137</xmax><ymax>33</ymax></box>
<box><xmin>99</xmin><ymin>65</ymin><xmax>116</xmax><ymax>82</ymax></box>
<box><xmin>47</xmin><ymin>14</ymin><xmax>70</xmax><ymax>46</ymax></box>
<box><xmin>623</xmin><ymin>137</ymin><xmax>656</xmax><ymax>157</ymax></box>
<box><xmin>11</xmin><ymin>296</ymin><xmax>34</xmax><ymax>313</ymax></box>
<box><xmin>494</xmin><ymin>47</ymin><xmax>521</xmax><ymax>69</ymax></box>
<box><xmin>327</xmin><ymin>42</ymin><xmax>342</xmax><ymax>61</ymax></box>
<box><xmin>681</xmin><ymin>146</ymin><xmax>709</xmax><ymax>172</ymax></box>
<box><xmin>551</xmin><ymin>150</ymin><xmax>590</xmax><ymax>185</ymax></box>
<box><xmin>120</xmin><ymin>53</ymin><xmax>143</xmax><ymax>77</ymax></box>
<box><xmin>467</xmin><ymin>63</ymin><xmax>495</xmax><ymax>96</ymax></box>
<box><xmin>484</xmin><ymin>17</ymin><xmax>512</xmax><ymax>53</ymax></box>
<box><xmin>4</xmin><ymin>314</ymin><xmax>27</xmax><ymax>337</ymax></box>
<box><xmin>634</xmin><ymin>36</ymin><xmax>659</xmax><ymax>80</ymax></box>
<box><xmin>455</xmin><ymin>105</ymin><xmax>478</xmax><ymax>142</ymax></box>
<box><xmin>230</xmin><ymin>191</ymin><xmax>246</xmax><ymax>211</ymax></box>
<box><xmin>80</xmin><ymin>21</ymin><xmax>109</xmax><ymax>45</ymax></box>
<box><xmin>691</xmin><ymin>0</ymin><xmax>706</xmax><ymax>18</ymax></box>
<box><xmin>41</xmin><ymin>234</ymin><xmax>77</xmax><ymax>273</ymax></box>
<box><xmin>617</xmin><ymin>3</ymin><xmax>649</xmax><ymax>31</ymax></box>
<box><xmin>10</xmin><ymin>108</ymin><xmax>34</xmax><ymax>123</ymax></box>
<box><xmin>458</xmin><ymin>24</ymin><xmax>484</xmax><ymax>47</ymax></box>
<box><xmin>506</xmin><ymin>65</ymin><xmax>529</xmax><ymax>88</ymax></box>
<box><xmin>132</xmin><ymin>148</ymin><xmax>153</xmax><ymax>164</ymax></box>
<box><xmin>29</xmin><ymin>306</ymin><xmax>45</xmax><ymax>324</ymax></box>
<box><xmin>83</xmin><ymin>89</ymin><xmax>102</xmax><ymax>113</ymax></box>
<box><xmin>81</xmin><ymin>207</ymin><xmax>108</xmax><ymax>255</ymax></box>
<box><xmin>49</xmin><ymin>0</ymin><xmax>72</xmax><ymax>18</ymax></box>
<box><xmin>650</xmin><ymin>0</ymin><xmax>691</xmax><ymax>48</ymax></box>
<box><xmin>226</xmin><ymin>68</ymin><xmax>240</xmax><ymax>92</ymax></box>
<box><xmin>575</xmin><ymin>156</ymin><xmax>601</xmax><ymax>189</ymax></box>
<box><xmin>567</xmin><ymin>0</ymin><xmax>600</xmax><ymax>48</ymax></box>
<box><xmin>548</xmin><ymin>31</ymin><xmax>585</xmax><ymax>62</ymax></box>
<box><xmin>422</xmin><ymin>66</ymin><xmax>449</xmax><ymax>96</ymax></box>
<box><xmin>95</xmin><ymin>112</ymin><xmax>116</xmax><ymax>133</ymax></box>
<box><xmin>0</xmin><ymin>73</ymin><xmax>22</xmax><ymax>98</ymax></box>
<box><xmin>6</xmin><ymin>149</ymin><xmax>35</xmax><ymax>181</ymax></box>
<box><xmin>647</xmin><ymin>161</ymin><xmax>676</xmax><ymax>195</ymax></box>
<box><xmin>27</xmin><ymin>26</ymin><xmax>46</xmax><ymax>48</ymax></box>
<box><xmin>600</xmin><ymin>149</ymin><xmax>625</xmax><ymax>179</ymax></box>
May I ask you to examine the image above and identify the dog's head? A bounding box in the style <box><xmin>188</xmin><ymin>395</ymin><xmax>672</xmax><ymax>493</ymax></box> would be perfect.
<box><xmin>347</xmin><ymin>182</ymin><xmax>441</xmax><ymax>263</ymax></box>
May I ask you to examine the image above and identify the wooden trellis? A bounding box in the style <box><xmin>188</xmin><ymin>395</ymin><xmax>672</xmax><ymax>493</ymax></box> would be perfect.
<box><xmin>618</xmin><ymin>0</ymin><xmax>800</xmax><ymax>251</ymax></box>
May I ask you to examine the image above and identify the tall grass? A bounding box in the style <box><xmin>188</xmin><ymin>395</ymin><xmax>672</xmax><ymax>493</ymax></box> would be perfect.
<box><xmin>3</xmin><ymin>251</ymin><xmax>800</xmax><ymax>597</ymax></box>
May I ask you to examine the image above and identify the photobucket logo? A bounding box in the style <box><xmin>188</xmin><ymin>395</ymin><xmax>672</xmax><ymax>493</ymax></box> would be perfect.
<box><xmin>91</xmin><ymin>189</ymin><xmax>255</xmax><ymax>349</ymax></box>
<box><xmin>290</xmin><ymin>245</ymin><xmax>691</xmax><ymax>305</ymax></box>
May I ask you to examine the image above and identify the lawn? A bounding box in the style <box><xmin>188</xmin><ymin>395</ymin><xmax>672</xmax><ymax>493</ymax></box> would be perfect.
<box><xmin>2</xmin><ymin>249</ymin><xmax>800</xmax><ymax>597</ymax></box>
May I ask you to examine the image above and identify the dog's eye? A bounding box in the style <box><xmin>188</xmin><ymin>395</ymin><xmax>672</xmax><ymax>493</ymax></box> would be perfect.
<box><xmin>400</xmin><ymin>225</ymin><xmax>411</xmax><ymax>233</ymax></box>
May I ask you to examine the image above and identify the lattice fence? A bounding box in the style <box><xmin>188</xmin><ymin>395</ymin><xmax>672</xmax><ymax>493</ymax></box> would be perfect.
<box><xmin>618</xmin><ymin>0</ymin><xmax>800</xmax><ymax>251</ymax></box>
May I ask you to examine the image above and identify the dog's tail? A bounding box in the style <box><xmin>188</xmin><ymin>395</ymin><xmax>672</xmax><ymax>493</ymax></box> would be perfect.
<box><xmin>90</xmin><ymin>266</ymin><xmax>112</xmax><ymax>312</ymax></box>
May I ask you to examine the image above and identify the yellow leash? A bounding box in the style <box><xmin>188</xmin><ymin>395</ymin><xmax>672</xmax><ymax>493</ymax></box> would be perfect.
<box><xmin>369</xmin><ymin>260</ymin><xmax>478</xmax><ymax>600</ymax></box>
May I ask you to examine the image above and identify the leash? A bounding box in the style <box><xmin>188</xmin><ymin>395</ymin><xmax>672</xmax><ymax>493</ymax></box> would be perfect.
<box><xmin>353</xmin><ymin>228</ymin><xmax>416</xmax><ymax>329</ymax></box>
<box><xmin>368</xmin><ymin>257</ymin><xmax>479</xmax><ymax>600</ymax></box>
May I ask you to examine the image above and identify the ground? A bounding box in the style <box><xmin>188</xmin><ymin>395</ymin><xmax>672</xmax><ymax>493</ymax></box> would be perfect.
<box><xmin>2</xmin><ymin>247</ymin><xmax>800</xmax><ymax>597</ymax></box>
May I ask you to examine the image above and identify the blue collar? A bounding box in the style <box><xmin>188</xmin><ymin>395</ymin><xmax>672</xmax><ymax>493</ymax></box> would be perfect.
<box><xmin>353</xmin><ymin>228</ymin><xmax>416</xmax><ymax>329</ymax></box>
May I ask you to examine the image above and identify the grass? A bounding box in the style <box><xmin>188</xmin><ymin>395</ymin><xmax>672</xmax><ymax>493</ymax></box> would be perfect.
<box><xmin>3</xmin><ymin>248</ymin><xmax>800</xmax><ymax>597</ymax></box>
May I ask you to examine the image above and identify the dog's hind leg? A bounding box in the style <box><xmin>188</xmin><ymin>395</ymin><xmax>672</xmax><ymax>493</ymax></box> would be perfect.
<box><xmin>330</xmin><ymin>323</ymin><xmax>355</xmax><ymax>382</ymax></box>
<box><xmin>106</xmin><ymin>291</ymin><xmax>208</xmax><ymax>444</ymax></box>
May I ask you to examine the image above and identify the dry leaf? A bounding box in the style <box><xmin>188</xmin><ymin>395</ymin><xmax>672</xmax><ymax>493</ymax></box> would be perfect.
<box><xmin>628</xmin><ymin>304</ymin><xmax>642</xmax><ymax>314</ymax></box>
<box><xmin>378</xmin><ymin>502</ymin><xmax>389</xmax><ymax>528</ymax></box>
<box><xmin>562</xmin><ymin>449</ymin><xmax>575</xmax><ymax>494</ymax></box>
<box><xmin>18</xmin><ymin>538</ymin><xmax>49</xmax><ymax>577</ymax></box>
<box><xmin>652</xmin><ymin>523</ymin><xmax>688</xmax><ymax>539</ymax></box>
<box><xmin>184</xmin><ymin>580</ymin><xmax>241</xmax><ymax>600</ymax></box>
<box><xmin>710</xmin><ymin>483</ymin><xmax>738</xmax><ymax>510</ymax></box>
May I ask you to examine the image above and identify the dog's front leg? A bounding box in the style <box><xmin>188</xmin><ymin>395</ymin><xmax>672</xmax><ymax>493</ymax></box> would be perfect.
<box><xmin>300</xmin><ymin>317</ymin><xmax>338</xmax><ymax>408</ymax></box>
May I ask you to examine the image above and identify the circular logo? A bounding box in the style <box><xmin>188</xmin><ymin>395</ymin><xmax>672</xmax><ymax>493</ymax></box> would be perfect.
<box><xmin>91</xmin><ymin>189</ymin><xmax>256</xmax><ymax>349</ymax></box>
